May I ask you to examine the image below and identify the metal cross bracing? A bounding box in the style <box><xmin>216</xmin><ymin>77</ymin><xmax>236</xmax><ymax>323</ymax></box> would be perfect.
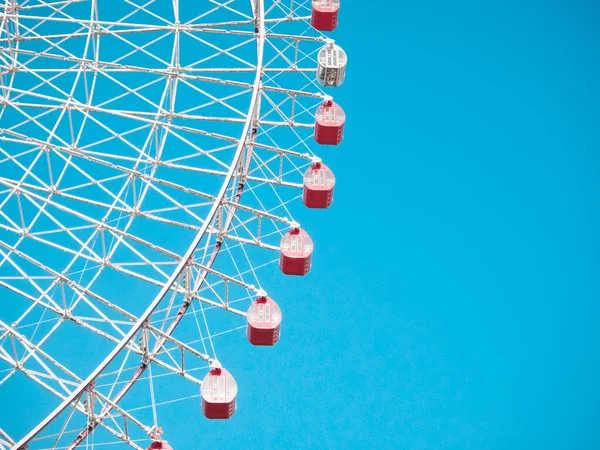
<box><xmin>0</xmin><ymin>427</ymin><xmax>14</xmax><ymax>450</ymax></box>
<box><xmin>0</xmin><ymin>320</ymin><xmax>159</xmax><ymax>450</ymax></box>
<box><xmin>0</xmin><ymin>0</ymin><xmax>339</xmax><ymax>448</ymax></box>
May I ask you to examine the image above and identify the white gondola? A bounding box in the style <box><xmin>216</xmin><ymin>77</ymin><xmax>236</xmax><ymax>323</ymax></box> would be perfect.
<box><xmin>316</xmin><ymin>41</ymin><xmax>347</xmax><ymax>87</ymax></box>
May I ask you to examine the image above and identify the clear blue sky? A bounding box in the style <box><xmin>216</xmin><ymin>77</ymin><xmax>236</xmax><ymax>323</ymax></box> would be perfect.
<box><xmin>215</xmin><ymin>1</ymin><xmax>600</xmax><ymax>449</ymax></box>
<box><xmin>3</xmin><ymin>1</ymin><xmax>600</xmax><ymax>449</ymax></box>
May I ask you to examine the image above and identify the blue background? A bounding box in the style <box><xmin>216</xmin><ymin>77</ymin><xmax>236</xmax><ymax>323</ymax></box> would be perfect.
<box><xmin>2</xmin><ymin>1</ymin><xmax>600</xmax><ymax>449</ymax></box>
<box><xmin>227</xmin><ymin>1</ymin><xmax>600</xmax><ymax>448</ymax></box>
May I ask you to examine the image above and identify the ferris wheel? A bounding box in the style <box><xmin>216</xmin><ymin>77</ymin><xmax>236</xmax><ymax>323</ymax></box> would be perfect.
<box><xmin>0</xmin><ymin>0</ymin><xmax>347</xmax><ymax>448</ymax></box>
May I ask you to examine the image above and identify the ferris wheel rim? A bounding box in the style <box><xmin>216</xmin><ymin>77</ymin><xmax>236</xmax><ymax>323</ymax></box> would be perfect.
<box><xmin>10</xmin><ymin>0</ymin><xmax>267</xmax><ymax>447</ymax></box>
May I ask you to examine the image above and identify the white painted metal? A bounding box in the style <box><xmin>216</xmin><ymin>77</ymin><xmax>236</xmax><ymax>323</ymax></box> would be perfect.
<box><xmin>0</xmin><ymin>0</ymin><xmax>341</xmax><ymax>447</ymax></box>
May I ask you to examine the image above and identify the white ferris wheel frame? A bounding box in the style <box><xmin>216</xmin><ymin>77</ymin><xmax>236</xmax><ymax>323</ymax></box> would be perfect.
<box><xmin>0</xmin><ymin>0</ymin><xmax>337</xmax><ymax>448</ymax></box>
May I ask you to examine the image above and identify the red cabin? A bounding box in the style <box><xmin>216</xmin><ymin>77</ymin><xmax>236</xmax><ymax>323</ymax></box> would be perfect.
<box><xmin>247</xmin><ymin>296</ymin><xmax>282</xmax><ymax>346</ymax></box>
<box><xmin>279</xmin><ymin>228</ymin><xmax>314</xmax><ymax>276</ymax></box>
<box><xmin>311</xmin><ymin>0</ymin><xmax>340</xmax><ymax>31</ymax></box>
<box><xmin>303</xmin><ymin>162</ymin><xmax>336</xmax><ymax>209</ymax></box>
<box><xmin>201</xmin><ymin>368</ymin><xmax>237</xmax><ymax>419</ymax></box>
<box><xmin>314</xmin><ymin>100</ymin><xmax>345</xmax><ymax>145</ymax></box>
<box><xmin>148</xmin><ymin>442</ymin><xmax>172</xmax><ymax>450</ymax></box>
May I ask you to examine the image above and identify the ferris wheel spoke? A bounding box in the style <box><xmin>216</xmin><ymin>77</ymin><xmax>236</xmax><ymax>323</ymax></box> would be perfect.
<box><xmin>224</xmin><ymin>199</ymin><xmax>294</xmax><ymax>224</ymax></box>
<box><xmin>264</xmin><ymin>31</ymin><xmax>323</xmax><ymax>42</ymax></box>
<box><xmin>221</xmin><ymin>210</ymin><xmax>289</xmax><ymax>249</ymax></box>
<box><xmin>223</xmin><ymin>200</ymin><xmax>283</xmax><ymax>242</ymax></box>
<box><xmin>4</xmin><ymin>104</ymin><xmax>267</xmax><ymax>128</ymax></box>
<box><xmin>249</xmin><ymin>141</ymin><xmax>311</xmax><ymax>181</ymax></box>
<box><xmin>0</xmin><ymin>322</ymin><xmax>157</xmax><ymax>447</ymax></box>
<box><xmin>0</xmin><ymin>192</ymin><xmax>267</xmax><ymax>300</ymax></box>
<box><xmin>0</xmin><ymin>14</ymin><xmax>95</xmax><ymax>98</ymax></box>
<box><xmin>0</xmin><ymin>170</ymin><xmax>222</xmax><ymax>233</ymax></box>
<box><xmin>0</xmin><ymin>64</ymin><xmax>88</xmax><ymax>111</ymax></box>
<box><xmin>1</xmin><ymin>45</ymin><xmax>263</xmax><ymax>89</ymax></box>
<box><xmin>0</xmin><ymin>321</ymin><xmax>82</xmax><ymax>395</ymax></box>
<box><xmin>17</xmin><ymin>26</ymin><xmax>332</xmax><ymax>45</ymax></box>
<box><xmin>0</xmin><ymin>264</ymin><xmax>214</xmax><ymax>380</ymax></box>
<box><xmin>2</xmin><ymin>0</ymin><xmax>86</xmax><ymax>40</ymax></box>
<box><xmin>220</xmin><ymin>232</ymin><xmax>278</xmax><ymax>252</ymax></box>
<box><xmin>0</xmin><ymin>1</ymin><xmax>279</xmax><ymax>40</ymax></box>
<box><xmin>1</xmin><ymin>124</ymin><xmax>240</xmax><ymax>175</ymax></box>
<box><xmin>262</xmin><ymin>43</ymin><xmax>322</xmax><ymax>79</ymax></box>
<box><xmin>239</xmin><ymin>155</ymin><xmax>308</xmax><ymax>224</ymax></box>
<box><xmin>175</xmin><ymin>77</ymin><xmax>251</xmax><ymax>119</ymax></box>
<box><xmin>255</xmin><ymin>118</ymin><xmax>316</xmax><ymax>161</ymax></box>
<box><xmin>0</xmin><ymin>428</ymin><xmax>14</xmax><ymax>449</ymax></box>
<box><xmin>0</xmin><ymin>230</ymin><xmax>175</xmax><ymax>303</ymax></box>
<box><xmin>259</xmin><ymin>93</ymin><xmax>312</xmax><ymax>128</ymax></box>
<box><xmin>0</xmin><ymin>261</ymin><xmax>214</xmax><ymax>397</ymax></box>
<box><xmin>246</xmin><ymin>154</ymin><xmax>310</xmax><ymax>186</ymax></box>
<box><xmin>250</xmin><ymin>140</ymin><xmax>313</xmax><ymax>157</ymax></box>
<box><xmin>263</xmin><ymin>33</ymin><xmax>300</xmax><ymax>69</ymax></box>
<box><xmin>0</xmin><ymin>183</ymin><xmax>189</xmax><ymax>265</ymax></box>
<box><xmin>183</xmin><ymin>29</ymin><xmax>256</xmax><ymax>68</ymax></box>
<box><xmin>5</xmin><ymin>23</ymin><xmax>88</xmax><ymax>67</ymax></box>
<box><xmin>2</xmin><ymin>16</ymin><xmax>178</xmax><ymax>36</ymax></box>
<box><xmin>2</xmin><ymin>0</ymin><xmax>89</xmax><ymax>11</ymax></box>
<box><xmin>13</xmin><ymin>373</ymin><xmax>148</xmax><ymax>450</ymax></box>
<box><xmin>216</xmin><ymin>209</ymin><xmax>282</xmax><ymax>289</ymax></box>
<box><xmin>0</xmin><ymin>249</ymin><xmax>135</xmax><ymax>344</ymax></box>
<box><xmin>264</xmin><ymin>0</ymin><xmax>290</xmax><ymax>16</ymax></box>
<box><xmin>122</xmin><ymin>0</ymin><xmax>172</xmax><ymax>27</ymax></box>
<box><xmin>262</xmin><ymin>78</ymin><xmax>323</xmax><ymax>115</ymax></box>
<box><xmin>205</xmin><ymin>0</ymin><xmax>252</xmax><ymax>21</ymax></box>
<box><xmin>58</xmin><ymin>286</ymin><xmax>219</xmax><ymax>447</ymax></box>
<box><xmin>0</xmin><ymin>231</ymin><xmax>251</xmax><ymax>334</ymax></box>
<box><xmin>260</xmin><ymin>83</ymin><xmax>324</xmax><ymax>99</ymax></box>
<box><xmin>177</xmin><ymin>92</ymin><xmax>251</xmax><ymax>124</ymax></box>
<box><xmin>0</xmin><ymin>133</ymin><xmax>224</xmax><ymax>206</ymax></box>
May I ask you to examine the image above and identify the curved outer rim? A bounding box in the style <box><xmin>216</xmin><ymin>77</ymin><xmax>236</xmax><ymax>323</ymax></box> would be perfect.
<box><xmin>12</xmin><ymin>1</ymin><xmax>265</xmax><ymax>448</ymax></box>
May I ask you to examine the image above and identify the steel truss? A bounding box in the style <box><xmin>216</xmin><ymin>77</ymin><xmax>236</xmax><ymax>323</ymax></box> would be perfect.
<box><xmin>0</xmin><ymin>0</ymin><xmax>336</xmax><ymax>448</ymax></box>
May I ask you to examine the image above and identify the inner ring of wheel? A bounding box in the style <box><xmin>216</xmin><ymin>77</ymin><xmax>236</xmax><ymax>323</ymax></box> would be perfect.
<box><xmin>12</xmin><ymin>0</ymin><xmax>266</xmax><ymax>447</ymax></box>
